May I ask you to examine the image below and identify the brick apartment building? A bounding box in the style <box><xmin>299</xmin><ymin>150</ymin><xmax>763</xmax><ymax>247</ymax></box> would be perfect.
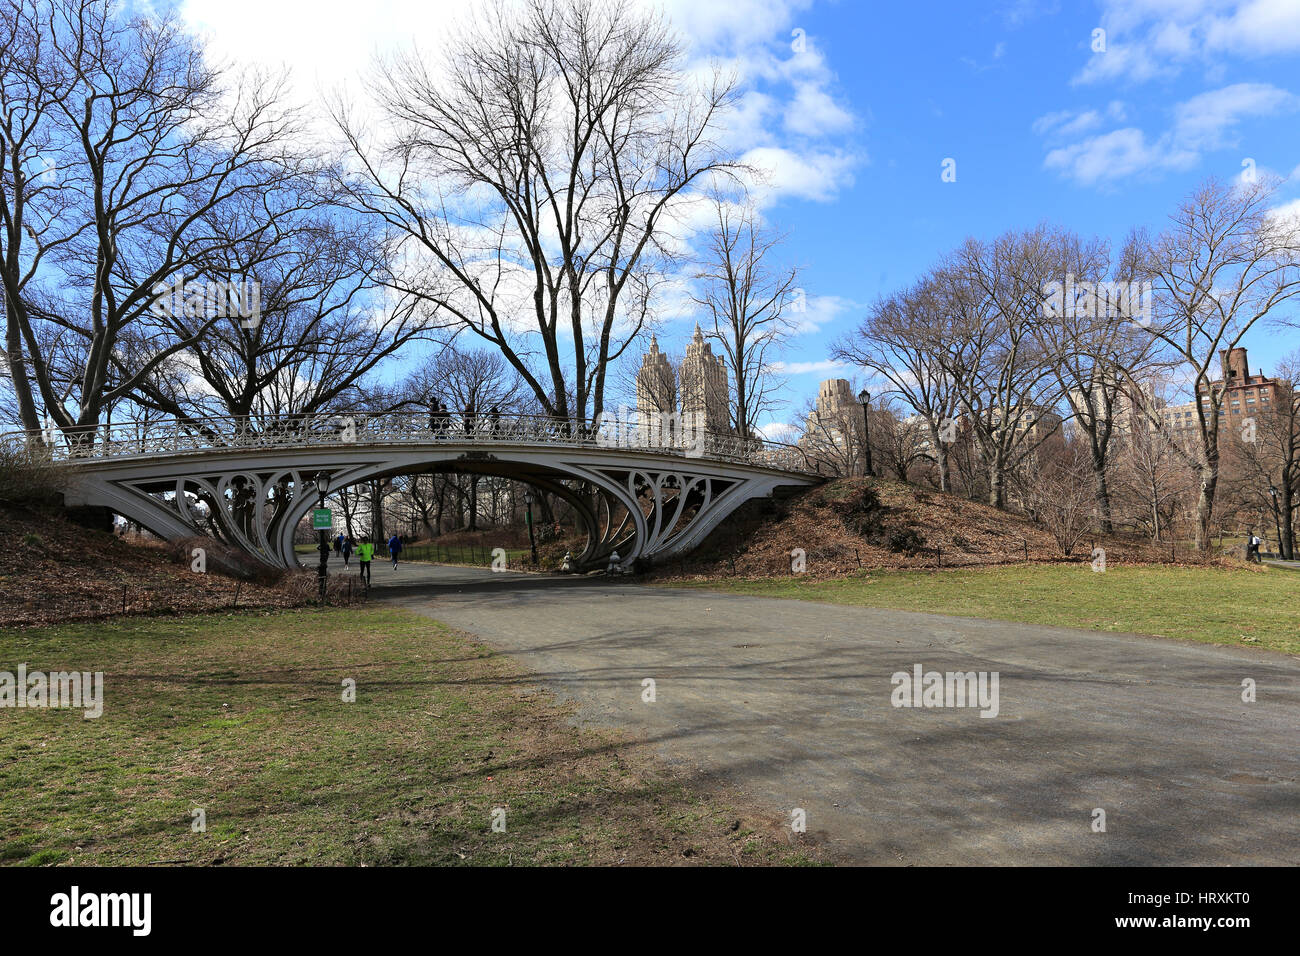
<box><xmin>1160</xmin><ymin>347</ymin><xmax>1281</xmax><ymax>433</ymax></box>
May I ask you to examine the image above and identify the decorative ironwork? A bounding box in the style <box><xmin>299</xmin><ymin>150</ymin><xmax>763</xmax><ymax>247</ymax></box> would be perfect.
<box><xmin>1</xmin><ymin>413</ymin><xmax>817</xmax><ymax>474</ymax></box>
<box><xmin>7</xmin><ymin>414</ymin><xmax>819</xmax><ymax>569</ymax></box>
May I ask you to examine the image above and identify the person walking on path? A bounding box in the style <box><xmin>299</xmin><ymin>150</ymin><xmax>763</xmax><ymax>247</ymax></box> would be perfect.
<box><xmin>1247</xmin><ymin>532</ymin><xmax>1263</xmax><ymax>563</ymax></box>
<box><xmin>341</xmin><ymin>536</ymin><xmax>354</xmax><ymax>567</ymax></box>
<box><xmin>334</xmin><ymin>533</ymin><xmax>343</xmax><ymax>555</ymax></box>
<box><xmin>388</xmin><ymin>533</ymin><xmax>403</xmax><ymax>570</ymax></box>
<box><xmin>358</xmin><ymin>536</ymin><xmax>374</xmax><ymax>584</ymax></box>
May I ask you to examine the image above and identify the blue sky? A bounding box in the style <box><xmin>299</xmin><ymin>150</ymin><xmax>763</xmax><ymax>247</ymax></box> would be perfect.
<box><xmin>747</xmin><ymin>0</ymin><xmax>1300</xmax><ymax>411</ymax></box>
<box><xmin>178</xmin><ymin>0</ymin><xmax>1300</xmax><ymax>428</ymax></box>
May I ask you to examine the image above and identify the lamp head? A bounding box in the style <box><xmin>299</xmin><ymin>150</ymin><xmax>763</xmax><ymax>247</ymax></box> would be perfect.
<box><xmin>857</xmin><ymin>388</ymin><xmax>870</xmax><ymax>405</ymax></box>
<box><xmin>313</xmin><ymin>471</ymin><xmax>331</xmax><ymax>496</ymax></box>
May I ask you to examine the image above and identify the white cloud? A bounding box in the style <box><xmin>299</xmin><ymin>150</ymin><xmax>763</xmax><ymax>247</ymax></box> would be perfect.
<box><xmin>1043</xmin><ymin>128</ymin><xmax>1194</xmax><ymax>186</ymax></box>
<box><xmin>1074</xmin><ymin>0</ymin><xmax>1300</xmax><ymax>85</ymax></box>
<box><xmin>1268</xmin><ymin>197</ymin><xmax>1300</xmax><ymax>229</ymax></box>
<box><xmin>741</xmin><ymin>147</ymin><xmax>858</xmax><ymax>203</ymax></box>
<box><xmin>183</xmin><ymin>0</ymin><xmax>861</xmax><ymax>210</ymax></box>
<box><xmin>1172</xmin><ymin>82</ymin><xmax>1298</xmax><ymax>150</ymax></box>
<box><xmin>783</xmin><ymin>81</ymin><xmax>855</xmax><ymax>138</ymax></box>
<box><xmin>755</xmin><ymin>421</ymin><xmax>800</xmax><ymax>442</ymax></box>
<box><xmin>787</xmin><ymin>292</ymin><xmax>856</xmax><ymax>334</ymax></box>
<box><xmin>772</xmin><ymin>359</ymin><xmax>849</xmax><ymax>375</ymax></box>
<box><xmin>1033</xmin><ymin>101</ymin><xmax>1127</xmax><ymax>138</ymax></box>
<box><xmin>1040</xmin><ymin>83</ymin><xmax>1297</xmax><ymax>186</ymax></box>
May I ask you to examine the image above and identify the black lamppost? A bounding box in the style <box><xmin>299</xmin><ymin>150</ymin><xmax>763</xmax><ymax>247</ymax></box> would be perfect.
<box><xmin>314</xmin><ymin>471</ymin><xmax>331</xmax><ymax>603</ymax></box>
<box><xmin>1269</xmin><ymin>485</ymin><xmax>1284</xmax><ymax>558</ymax></box>
<box><xmin>857</xmin><ymin>388</ymin><xmax>874</xmax><ymax>478</ymax></box>
<box><xmin>524</xmin><ymin>489</ymin><xmax>538</xmax><ymax>565</ymax></box>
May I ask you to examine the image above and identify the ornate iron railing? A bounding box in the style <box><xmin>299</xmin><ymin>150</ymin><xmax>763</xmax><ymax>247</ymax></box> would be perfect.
<box><xmin>0</xmin><ymin>412</ymin><xmax>818</xmax><ymax>474</ymax></box>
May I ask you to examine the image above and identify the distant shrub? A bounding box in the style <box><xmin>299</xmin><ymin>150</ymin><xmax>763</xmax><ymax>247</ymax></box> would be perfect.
<box><xmin>836</xmin><ymin>483</ymin><xmax>885</xmax><ymax>537</ymax></box>
<box><xmin>887</xmin><ymin>528</ymin><xmax>927</xmax><ymax>554</ymax></box>
<box><xmin>0</xmin><ymin>442</ymin><xmax>62</xmax><ymax>506</ymax></box>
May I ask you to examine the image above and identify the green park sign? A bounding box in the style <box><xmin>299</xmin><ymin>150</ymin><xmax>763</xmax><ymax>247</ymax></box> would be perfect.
<box><xmin>312</xmin><ymin>509</ymin><xmax>333</xmax><ymax>531</ymax></box>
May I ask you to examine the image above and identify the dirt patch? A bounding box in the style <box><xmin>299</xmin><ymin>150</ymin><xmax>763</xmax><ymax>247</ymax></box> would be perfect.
<box><xmin>0</xmin><ymin>505</ymin><xmax>347</xmax><ymax>627</ymax></box>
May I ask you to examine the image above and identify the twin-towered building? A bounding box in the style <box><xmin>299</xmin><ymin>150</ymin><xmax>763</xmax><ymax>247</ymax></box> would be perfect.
<box><xmin>635</xmin><ymin>326</ymin><xmax>732</xmax><ymax>434</ymax></box>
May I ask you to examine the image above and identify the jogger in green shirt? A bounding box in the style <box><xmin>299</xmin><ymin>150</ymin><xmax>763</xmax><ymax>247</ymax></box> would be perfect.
<box><xmin>357</xmin><ymin>537</ymin><xmax>374</xmax><ymax>584</ymax></box>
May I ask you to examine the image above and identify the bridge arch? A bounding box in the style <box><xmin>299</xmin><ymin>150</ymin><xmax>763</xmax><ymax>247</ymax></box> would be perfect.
<box><xmin>8</xmin><ymin>414</ymin><xmax>819</xmax><ymax>570</ymax></box>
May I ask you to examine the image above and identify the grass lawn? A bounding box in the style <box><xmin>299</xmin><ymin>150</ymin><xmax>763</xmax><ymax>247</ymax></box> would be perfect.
<box><xmin>0</xmin><ymin>606</ymin><xmax>810</xmax><ymax>866</ymax></box>
<box><xmin>673</xmin><ymin>564</ymin><xmax>1300</xmax><ymax>656</ymax></box>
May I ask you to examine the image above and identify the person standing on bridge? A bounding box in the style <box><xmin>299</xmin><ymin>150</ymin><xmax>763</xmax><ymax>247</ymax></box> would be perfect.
<box><xmin>488</xmin><ymin>406</ymin><xmax>501</xmax><ymax>437</ymax></box>
<box><xmin>357</xmin><ymin>536</ymin><xmax>374</xmax><ymax>584</ymax></box>
<box><xmin>463</xmin><ymin>400</ymin><xmax>476</xmax><ymax>436</ymax></box>
<box><xmin>387</xmin><ymin>532</ymin><xmax>403</xmax><ymax>570</ymax></box>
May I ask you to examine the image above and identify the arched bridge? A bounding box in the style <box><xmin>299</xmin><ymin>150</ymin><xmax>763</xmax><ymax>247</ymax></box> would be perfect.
<box><xmin>6</xmin><ymin>414</ymin><xmax>822</xmax><ymax>570</ymax></box>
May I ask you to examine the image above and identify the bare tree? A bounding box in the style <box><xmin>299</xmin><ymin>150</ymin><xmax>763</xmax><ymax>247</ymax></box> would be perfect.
<box><xmin>691</xmin><ymin>196</ymin><xmax>797</xmax><ymax>440</ymax></box>
<box><xmin>409</xmin><ymin>346</ymin><xmax>522</xmax><ymax>530</ymax></box>
<box><xmin>1231</xmin><ymin>351</ymin><xmax>1299</xmax><ymax>557</ymax></box>
<box><xmin>122</xmin><ymin>197</ymin><xmax>430</xmax><ymax>431</ymax></box>
<box><xmin>1035</xmin><ymin>230</ymin><xmax>1159</xmax><ymax>532</ymax></box>
<box><xmin>1023</xmin><ymin>442</ymin><xmax>1095</xmax><ymax>557</ymax></box>
<box><xmin>871</xmin><ymin>397</ymin><xmax>929</xmax><ymax>482</ymax></box>
<box><xmin>794</xmin><ymin>390</ymin><xmax>870</xmax><ymax>478</ymax></box>
<box><xmin>0</xmin><ymin>0</ymin><xmax>306</xmax><ymax>444</ymax></box>
<box><xmin>931</xmin><ymin>229</ymin><xmax>1068</xmax><ymax>509</ymax></box>
<box><xmin>333</xmin><ymin>0</ymin><xmax>739</xmax><ymax>428</ymax></box>
<box><xmin>834</xmin><ymin>278</ymin><xmax>961</xmax><ymax>491</ymax></box>
<box><xmin>1111</xmin><ymin>405</ymin><xmax>1190</xmax><ymax>542</ymax></box>
<box><xmin>1</xmin><ymin>0</ymin><xmax>80</xmax><ymax>433</ymax></box>
<box><xmin>1133</xmin><ymin>177</ymin><xmax>1300</xmax><ymax>549</ymax></box>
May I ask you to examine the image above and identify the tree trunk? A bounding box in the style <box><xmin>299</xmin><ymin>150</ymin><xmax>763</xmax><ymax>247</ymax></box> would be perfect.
<box><xmin>987</xmin><ymin>450</ymin><xmax>1005</xmax><ymax>510</ymax></box>
<box><xmin>4</xmin><ymin>311</ymin><xmax>42</xmax><ymax>435</ymax></box>
<box><xmin>1195</xmin><ymin>464</ymin><xmax>1217</xmax><ymax>551</ymax></box>
<box><xmin>1281</xmin><ymin>487</ymin><xmax>1295</xmax><ymax>560</ymax></box>
<box><xmin>1090</xmin><ymin>445</ymin><xmax>1113</xmax><ymax>533</ymax></box>
<box><xmin>468</xmin><ymin>477</ymin><xmax>479</xmax><ymax>532</ymax></box>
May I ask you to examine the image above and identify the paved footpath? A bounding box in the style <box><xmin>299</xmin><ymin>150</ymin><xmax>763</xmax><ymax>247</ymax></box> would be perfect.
<box><xmin>360</xmin><ymin>558</ymin><xmax>1299</xmax><ymax>865</ymax></box>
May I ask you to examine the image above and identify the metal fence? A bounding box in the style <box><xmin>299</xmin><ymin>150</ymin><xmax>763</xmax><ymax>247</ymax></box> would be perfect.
<box><xmin>398</xmin><ymin>542</ymin><xmax>532</xmax><ymax>569</ymax></box>
<box><xmin>0</xmin><ymin>412</ymin><xmax>819</xmax><ymax>474</ymax></box>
